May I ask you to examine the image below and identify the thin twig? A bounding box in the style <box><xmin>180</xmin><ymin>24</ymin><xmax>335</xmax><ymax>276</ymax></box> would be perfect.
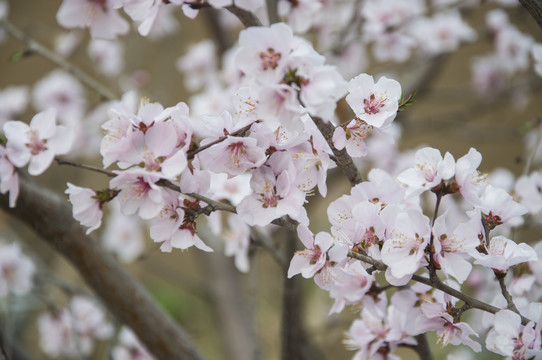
<box><xmin>55</xmin><ymin>157</ymin><xmax>115</xmax><ymax>177</ymax></box>
<box><xmin>187</xmin><ymin>121</ymin><xmax>259</xmax><ymax>160</ymax></box>
<box><xmin>347</xmin><ymin>250</ymin><xmax>533</xmax><ymax>326</ymax></box>
<box><xmin>495</xmin><ymin>271</ymin><xmax>521</xmax><ymax>314</ymax></box>
<box><xmin>0</xmin><ymin>19</ymin><xmax>118</xmax><ymax>101</ymax></box>
<box><xmin>523</xmin><ymin>118</ymin><xmax>542</xmax><ymax>176</ymax></box>
<box><xmin>520</xmin><ymin>0</ymin><xmax>542</xmax><ymax>30</ymax></box>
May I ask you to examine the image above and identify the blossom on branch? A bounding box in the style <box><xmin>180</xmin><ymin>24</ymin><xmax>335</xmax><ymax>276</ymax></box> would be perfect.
<box><xmin>4</xmin><ymin>108</ymin><xmax>74</xmax><ymax>176</ymax></box>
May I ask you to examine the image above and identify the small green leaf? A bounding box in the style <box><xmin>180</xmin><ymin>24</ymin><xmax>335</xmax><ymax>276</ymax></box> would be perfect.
<box><xmin>398</xmin><ymin>90</ymin><xmax>417</xmax><ymax>112</ymax></box>
<box><xmin>10</xmin><ymin>52</ymin><xmax>25</xmax><ymax>62</ymax></box>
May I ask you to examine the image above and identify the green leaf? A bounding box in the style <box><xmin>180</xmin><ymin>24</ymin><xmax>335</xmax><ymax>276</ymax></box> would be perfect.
<box><xmin>398</xmin><ymin>90</ymin><xmax>417</xmax><ymax>112</ymax></box>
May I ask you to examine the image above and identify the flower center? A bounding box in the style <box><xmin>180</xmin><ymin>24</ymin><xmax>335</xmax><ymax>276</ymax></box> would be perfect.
<box><xmin>259</xmin><ymin>48</ymin><xmax>282</xmax><ymax>71</ymax></box>
<box><xmin>27</xmin><ymin>131</ymin><xmax>47</xmax><ymax>155</ymax></box>
<box><xmin>363</xmin><ymin>94</ymin><xmax>387</xmax><ymax>115</ymax></box>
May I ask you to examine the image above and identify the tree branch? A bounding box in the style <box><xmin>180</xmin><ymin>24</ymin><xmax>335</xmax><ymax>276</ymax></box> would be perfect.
<box><xmin>311</xmin><ymin>116</ymin><xmax>364</xmax><ymax>186</ymax></box>
<box><xmin>520</xmin><ymin>0</ymin><xmax>542</xmax><ymax>30</ymax></box>
<box><xmin>0</xmin><ymin>19</ymin><xmax>118</xmax><ymax>101</ymax></box>
<box><xmin>0</xmin><ymin>175</ymin><xmax>206</xmax><ymax>360</ymax></box>
<box><xmin>281</xmin><ymin>230</ymin><xmax>302</xmax><ymax>360</ymax></box>
<box><xmin>347</xmin><ymin>250</ymin><xmax>533</xmax><ymax>326</ymax></box>
<box><xmin>225</xmin><ymin>5</ymin><xmax>263</xmax><ymax>27</ymax></box>
<box><xmin>413</xmin><ymin>334</ymin><xmax>434</xmax><ymax>360</ymax></box>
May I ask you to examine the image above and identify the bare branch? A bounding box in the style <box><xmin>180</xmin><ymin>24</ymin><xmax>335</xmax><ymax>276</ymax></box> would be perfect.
<box><xmin>0</xmin><ymin>20</ymin><xmax>118</xmax><ymax>101</ymax></box>
<box><xmin>225</xmin><ymin>5</ymin><xmax>263</xmax><ymax>27</ymax></box>
<box><xmin>55</xmin><ymin>157</ymin><xmax>115</xmax><ymax>177</ymax></box>
<box><xmin>413</xmin><ymin>334</ymin><xmax>434</xmax><ymax>360</ymax></box>
<box><xmin>347</xmin><ymin>250</ymin><xmax>533</xmax><ymax>326</ymax></box>
<box><xmin>520</xmin><ymin>0</ymin><xmax>542</xmax><ymax>30</ymax></box>
<box><xmin>0</xmin><ymin>175</ymin><xmax>206</xmax><ymax>360</ymax></box>
<box><xmin>495</xmin><ymin>271</ymin><xmax>521</xmax><ymax>314</ymax></box>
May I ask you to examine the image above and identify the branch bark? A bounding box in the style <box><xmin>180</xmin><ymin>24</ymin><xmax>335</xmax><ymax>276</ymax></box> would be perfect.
<box><xmin>347</xmin><ymin>251</ymin><xmax>533</xmax><ymax>326</ymax></box>
<box><xmin>0</xmin><ymin>175</ymin><xmax>206</xmax><ymax>360</ymax></box>
<box><xmin>311</xmin><ymin>116</ymin><xmax>364</xmax><ymax>186</ymax></box>
<box><xmin>520</xmin><ymin>0</ymin><xmax>542</xmax><ymax>30</ymax></box>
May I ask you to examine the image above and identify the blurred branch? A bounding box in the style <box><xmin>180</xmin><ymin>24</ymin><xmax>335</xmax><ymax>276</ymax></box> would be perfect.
<box><xmin>266</xmin><ymin>0</ymin><xmax>279</xmax><ymax>24</ymax></box>
<box><xmin>0</xmin><ymin>175</ymin><xmax>206</xmax><ymax>360</ymax></box>
<box><xmin>413</xmin><ymin>334</ymin><xmax>434</xmax><ymax>360</ymax></box>
<box><xmin>281</xmin><ymin>230</ymin><xmax>302</xmax><ymax>360</ymax></box>
<box><xmin>520</xmin><ymin>0</ymin><xmax>542</xmax><ymax>29</ymax></box>
<box><xmin>225</xmin><ymin>5</ymin><xmax>263</xmax><ymax>27</ymax></box>
<box><xmin>0</xmin><ymin>19</ymin><xmax>118</xmax><ymax>101</ymax></box>
<box><xmin>0</xmin><ymin>327</ymin><xmax>34</xmax><ymax>360</ymax></box>
<box><xmin>203</xmin><ymin>7</ymin><xmax>232</xmax><ymax>56</ymax></box>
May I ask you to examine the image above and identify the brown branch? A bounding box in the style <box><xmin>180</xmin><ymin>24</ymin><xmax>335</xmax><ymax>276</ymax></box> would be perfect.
<box><xmin>187</xmin><ymin>121</ymin><xmax>259</xmax><ymax>160</ymax></box>
<box><xmin>520</xmin><ymin>0</ymin><xmax>542</xmax><ymax>30</ymax></box>
<box><xmin>281</xmin><ymin>230</ymin><xmax>302</xmax><ymax>360</ymax></box>
<box><xmin>495</xmin><ymin>271</ymin><xmax>521</xmax><ymax>314</ymax></box>
<box><xmin>347</xmin><ymin>250</ymin><xmax>533</xmax><ymax>326</ymax></box>
<box><xmin>55</xmin><ymin>157</ymin><xmax>115</xmax><ymax>177</ymax></box>
<box><xmin>413</xmin><ymin>334</ymin><xmax>434</xmax><ymax>360</ymax></box>
<box><xmin>0</xmin><ymin>175</ymin><xmax>206</xmax><ymax>360</ymax></box>
<box><xmin>225</xmin><ymin>5</ymin><xmax>263</xmax><ymax>27</ymax></box>
<box><xmin>266</xmin><ymin>0</ymin><xmax>279</xmax><ymax>24</ymax></box>
<box><xmin>0</xmin><ymin>20</ymin><xmax>118</xmax><ymax>101</ymax></box>
<box><xmin>311</xmin><ymin>116</ymin><xmax>364</xmax><ymax>186</ymax></box>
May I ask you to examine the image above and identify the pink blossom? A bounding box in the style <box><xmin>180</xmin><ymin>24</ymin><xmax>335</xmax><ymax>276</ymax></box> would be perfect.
<box><xmin>87</xmin><ymin>38</ymin><xmax>124</xmax><ymax>76</ymax></box>
<box><xmin>38</xmin><ymin>296</ymin><xmax>113</xmax><ymax>358</ymax></box>
<box><xmin>237</xmin><ymin>165</ymin><xmax>305</xmax><ymax>227</ymax></box>
<box><xmin>397</xmin><ymin>147</ymin><xmax>456</xmax><ymax>196</ymax></box>
<box><xmin>56</xmin><ymin>0</ymin><xmax>129</xmax><ymax>39</ymax></box>
<box><xmin>0</xmin><ymin>242</ymin><xmax>35</xmax><ymax>297</ymax></box>
<box><xmin>4</xmin><ymin>108</ymin><xmax>74</xmax><ymax>175</ymax></box>
<box><xmin>332</xmin><ymin>118</ymin><xmax>372</xmax><ymax>158</ymax></box>
<box><xmin>0</xmin><ymin>145</ymin><xmax>19</xmax><ymax>208</ymax></box>
<box><xmin>486</xmin><ymin>310</ymin><xmax>541</xmax><ymax>358</ymax></box>
<box><xmin>408</xmin><ymin>11</ymin><xmax>476</xmax><ymax>55</ymax></box>
<box><xmin>222</xmin><ymin>214</ymin><xmax>251</xmax><ymax>273</ymax></box>
<box><xmin>328</xmin><ymin>261</ymin><xmax>374</xmax><ymax>314</ymax></box>
<box><xmin>454</xmin><ymin>147</ymin><xmax>485</xmax><ymax>206</ymax></box>
<box><xmin>0</xmin><ymin>86</ymin><xmax>28</xmax><ymax>125</ymax></box>
<box><xmin>176</xmin><ymin>40</ymin><xmax>217</xmax><ymax>92</ymax></box>
<box><xmin>432</xmin><ymin>214</ymin><xmax>480</xmax><ymax>283</ymax></box>
<box><xmin>346</xmin><ymin>74</ymin><xmax>402</xmax><ymax>128</ymax></box>
<box><xmin>277</xmin><ymin>0</ymin><xmax>321</xmax><ymax>34</ymax></box>
<box><xmin>198</xmin><ymin>136</ymin><xmax>267</xmax><ymax>177</ymax></box>
<box><xmin>288</xmin><ymin>224</ymin><xmax>333</xmax><ymax>279</ymax></box>
<box><xmin>65</xmin><ymin>183</ymin><xmax>104</xmax><ymax>234</ymax></box>
<box><xmin>32</xmin><ymin>70</ymin><xmax>86</xmax><ymax>125</ymax></box>
<box><xmin>149</xmin><ymin>191</ymin><xmax>212</xmax><ymax>252</ymax></box>
<box><xmin>472</xmin><ymin>235</ymin><xmax>537</xmax><ymax>272</ymax></box>
<box><xmin>102</xmin><ymin>200</ymin><xmax>145</xmax><ymax>263</ymax></box>
<box><xmin>235</xmin><ymin>23</ymin><xmax>294</xmax><ymax>84</ymax></box>
<box><xmin>381</xmin><ymin>210</ymin><xmax>431</xmax><ymax>284</ymax></box>
<box><xmin>110</xmin><ymin>169</ymin><xmax>164</xmax><ymax>220</ymax></box>
<box><xmin>477</xmin><ymin>184</ymin><xmax>528</xmax><ymax>227</ymax></box>
<box><xmin>421</xmin><ymin>300</ymin><xmax>482</xmax><ymax>352</ymax></box>
<box><xmin>112</xmin><ymin>327</ymin><xmax>155</xmax><ymax>360</ymax></box>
